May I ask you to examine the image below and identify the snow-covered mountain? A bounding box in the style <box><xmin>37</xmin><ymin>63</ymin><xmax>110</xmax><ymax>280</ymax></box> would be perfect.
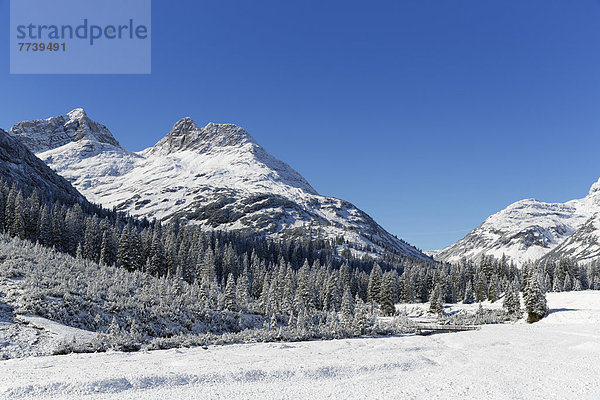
<box><xmin>542</xmin><ymin>213</ymin><xmax>600</xmax><ymax>263</ymax></box>
<box><xmin>9</xmin><ymin>109</ymin><xmax>429</xmax><ymax>260</ymax></box>
<box><xmin>435</xmin><ymin>179</ymin><xmax>600</xmax><ymax>265</ymax></box>
<box><xmin>0</xmin><ymin>127</ymin><xmax>84</xmax><ymax>205</ymax></box>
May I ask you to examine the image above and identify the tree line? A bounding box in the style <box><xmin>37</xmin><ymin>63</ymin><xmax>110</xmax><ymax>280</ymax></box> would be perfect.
<box><xmin>2</xmin><ymin>177</ymin><xmax>598</xmax><ymax>332</ymax></box>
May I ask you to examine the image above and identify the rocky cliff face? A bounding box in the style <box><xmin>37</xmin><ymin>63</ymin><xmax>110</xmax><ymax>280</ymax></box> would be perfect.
<box><xmin>10</xmin><ymin>109</ymin><xmax>120</xmax><ymax>153</ymax></box>
<box><xmin>0</xmin><ymin>128</ymin><xmax>85</xmax><ymax>204</ymax></box>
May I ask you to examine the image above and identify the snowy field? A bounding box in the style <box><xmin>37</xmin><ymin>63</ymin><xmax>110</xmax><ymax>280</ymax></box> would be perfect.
<box><xmin>1</xmin><ymin>291</ymin><xmax>599</xmax><ymax>400</ymax></box>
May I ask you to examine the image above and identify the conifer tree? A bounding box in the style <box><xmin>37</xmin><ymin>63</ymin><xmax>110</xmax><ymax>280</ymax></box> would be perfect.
<box><xmin>236</xmin><ymin>271</ymin><xmax>250</xmax><ymax>311</ymax></box>
<box><xmin>224</xmin><ymin>274</ymin><xmax>237</xmax><ymax>311</ymax></box>
<box><xmin>268</xmin><ymin>277</ymin><xmax>279</xmax><ymax>314</ymax></box>
<box><xmin>524</xmin><ymin>272</ymin><xmax>548</xmax><ymax>323</ymax></box>
<box><xmin>475</xmin><ymin>273</ymin><xmax>488</xmax><ymax>303</ymax></box>
<box><xmin>51</xmin><ymin>204</ymin><xmax>64</xmax><ymax>250</ymax></box>
<box><xmin>340</xmin><ymin>286</ymin><xmax>354</xmax><ymax>327</ymax></box>
<box><xmin>37</xmin><ymin>205</ymin><xmax>52</xmax><ymax>247</ymax></box>
<box><xmin>24</xmin><ymin>190</ymin><xmax>40</xmax><ymax>240</ymax></box>
<box><xmin>83</xmin><ymin>218</ymin><xmax>101</xmax><ymax>263</ymax></box>
<box><xmin>149</xmin><ymin>228</ymin><xmax>166</xmax><ymax>276</ymax></box>
<box><xmin>577</xmin><ymin>266</ymin><xmax>589</xmax><ymax>290</ymax></box>
<box><xmin>367</xmin><ymin>263</ymin><xmax>383</xmax><ymax>306</ymax></box>
<box><xmin>99</xmin><ymin>228</ymin><xmax>118</xmax><ymax>266</ymax></box>
<box><xmin>502</xmin><ymin>282</ymin><xmax>521</xmax><ymax>317</ymax></box>
<box><xmin>352</xmin><ymin>294</ymin><xmax>367</xmax><ymax>335</ymax></box>
<box><xmin>324</xmin><ymin>271</ymin><xmax>342</xmax><ymax>311</ymax></box>
<box><xmin>429</xmin><ymin>283</ymin><xmax>444</xmax><ymax>315</ymax></box>
<box><xmin>295</xmin><ymin>260</ymin><xmax>314</xmax><ymax>311</ymax></box>
<box><xmin>403</xmin><ymin>270</ymin><xmax>416</xmax><ymax>303</ymax></box>
<box><xmin>488</xmin><ymin>274</ymin><xmax>501</xmax><ymax>302</ymax></box>
<box><xmin>64</xmin><ymin>204</ymin><xmax>84</xmax><ymax>255</ymax></box>
<box><xmin>259</xmin><ymin>275</ymin><xmax>271</xmax><ymax>314</ymax></box>
<box><xmin>10</xmin><ymin>191</ymin><xmax>26</xmax><ymax>240</ymax></box>
<box><xmin>270</xmin><ymin>313</ymin><xmax>277</xmax><ymax>331</ymax></box>
<box><xmin>3</xmin><ymin>185</ymin><xmax>17</xmax><ymax>233</ymax></box>
<box><xmin>463</xmin><ymin>280</ymin><xmax>475</xmax><ymax>304</ymax></box>
<box><xmin>379</xmin><ymin>272</ymin><xmax>397</xmax><ymax>316</ymax></box>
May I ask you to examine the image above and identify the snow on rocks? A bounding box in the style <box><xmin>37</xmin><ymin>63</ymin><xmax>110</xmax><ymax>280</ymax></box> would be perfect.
<box><xmin>9</xmin><ymin>109</ymin><xmax>429</xmax><ymax>260</ymax></box>
<box><xmin>436</xmin><ymin>181</ymin><xmax>600</xmax><ymax>265</ymax></box>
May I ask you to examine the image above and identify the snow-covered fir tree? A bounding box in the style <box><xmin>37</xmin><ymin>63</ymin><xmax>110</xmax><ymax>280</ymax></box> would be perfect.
<box><xmin>524</xmin><ymin>270</ymin><xmax>548</xmax><ymax>323</ymax></box>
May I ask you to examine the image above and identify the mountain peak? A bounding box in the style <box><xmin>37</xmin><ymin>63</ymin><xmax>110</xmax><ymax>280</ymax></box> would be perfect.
<box><xmin>149</xmin><ymin>119</ymin><xmax>257</xmax><ymax>155</ymax></box>
<box><xmin>9</xmin><ymin>110</ymin><xmax>430</xmax><ymax>261</ymax></box>
<box><xmin>169</xmin><ymin>117</ymin><xmax>199</xmax><ymax>137</ymax></box>
<box><xmin>67</xmin><ymin>108</ymin><xmax>88</xmax><ymax>120</ymax></box>
<box><xmin>589</xmin><ymin>178</ymin><xmax>600</xmax><ymax>196</ymax></box>
<box><xmin>10</xmin><ymin>109</ymin><xmax>121</xmax><ymax>153</ymax></box>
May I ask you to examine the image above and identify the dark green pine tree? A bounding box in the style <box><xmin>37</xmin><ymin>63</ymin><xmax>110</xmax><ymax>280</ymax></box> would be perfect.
<box><xmin>475</xmin><ymin>273</ymin><xmax>488</xmax><ymax>303</ymax></box>
<box><xmin>83</xmin><ymin>218</ymin><xmax>102</xmax><ymax>263</ymax></box>
<box><xmin>51</xmin><ymin>204</ymin><xmax>64</xmax><ymax>250</ymax></box>
<box><xmin>9</xmin><ymin>191</ymin><xmax>26</xmax><ymax>240</ymax></box>
<box><xmin>379</xmin><ymin>272</ymin><xmax>397</xmax><ymax>316</ymax></box>
<box><xmin>524</xmin><ymin>272</ymin><xmax>548</xmax><ymax>323</ymax></box>
<box><xmin>149</xmin><ymin>228</ymin><xmax>166</xmax><ymax>276</ymax></box>
<box><xmin>367</xmin><ymin>263</ymin><xmax>383</xmax><ymax>307</ymax></box>
<box><xmin>37</xmin><ymin>205</ymin><xmax>52</xmax><ymax>247</ymax></box>
<box><xmin>3</xmin><ymin>184</ymin><xmax>17</xmax><ymax>233</ymax></box>
<box><xmin>99</xmin><ymin>228</ymin><xmax>118</xmax><ymax>266</ymax></box>
<box><xmin>24</xmin><ymin>190</ymin><xmax>40</xmax><ymax>240</ymax></box>
<box><xmin>64</xmin><ymin>204</ymin><xmax>84</xmax><ymax>255</ymax></box>
<box><xmin>118</xmin><ymin>225</ymin><xmax>135</xmax><ymax>271</ymax></box>
<box><xmin>324</xmin><ymin>271</ymin><xmax>342</xmax><ymax>311</ymax></box>
<box><xmin>403</xmin><ymin>269</ymin><xmax>416</xmax><ymax>303</ymax></box>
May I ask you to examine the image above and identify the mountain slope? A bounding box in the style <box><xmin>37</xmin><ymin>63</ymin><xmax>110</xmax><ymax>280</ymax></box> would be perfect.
<box><xmin>542</xmin><ymin>213</ymin><xmax>600</xmax><ymax>264</ymax></box>
<box><xmin>9</xmin><ymin>110</ymin><xmax>429</xmax><ymax>260</ymax></box>
<box><xmin>10</xmin><ymin>109</ymin><xmax>141</xmax><ymax>198</ymax></box>
<box><xmin>0</xmin><ymin>127</ymin><xmax>85</xmax><ymax>205</ymax></box>
<box><xmin>436</xmin><ymin>179</ymin><xmax>600</xmax><ymax>265</ymax></box>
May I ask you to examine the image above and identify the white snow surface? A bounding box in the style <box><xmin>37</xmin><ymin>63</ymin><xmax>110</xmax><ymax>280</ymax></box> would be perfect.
<box><xmin>9</xmin><ymin>109</ymin><xmax>428</xmax><ymax>260</ymax></box>
<box><xmin>436</xmin><ymin>179</ymin><xmax>600</xmax><ymax>264</ymax></box>
<box><xmin>1</xmin><ymin>291</ymin><xmax>599</xmax><ymax>399</ymax></box>
<box><xmin>0</xmin><ymin>278</ymin><xmax>97</xmax><ymax>360</ymax></box>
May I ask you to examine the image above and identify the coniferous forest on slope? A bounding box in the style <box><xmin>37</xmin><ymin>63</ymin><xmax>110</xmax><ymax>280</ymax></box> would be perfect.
<box><xmin>1</xmin><ymin>176</ymin><xmax>599</xmax><ymax>354</ymax></box>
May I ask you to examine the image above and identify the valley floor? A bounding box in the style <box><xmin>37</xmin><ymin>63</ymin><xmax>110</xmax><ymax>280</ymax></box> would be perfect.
<box><xmin>1</xmin><ymin>291</ymin><xmax>599</xmax><ymax>399</ymax></box>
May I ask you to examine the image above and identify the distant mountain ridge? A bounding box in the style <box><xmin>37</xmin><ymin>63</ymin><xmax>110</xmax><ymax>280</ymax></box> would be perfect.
<box><xmin>436</xmin><ymin>179</ymin><xmax>600</xmax><ymax>265</ymax></box>
<box><xmin>8</xmin><ymin>109</ymin><xmax>430</xmax><ymax>261</ymax></box>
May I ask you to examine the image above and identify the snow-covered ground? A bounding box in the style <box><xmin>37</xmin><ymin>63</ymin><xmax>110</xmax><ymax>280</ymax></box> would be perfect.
<box><xmin>0</xmin><ymin>278</ymin><xmax>98</xmax><ymax>360</ymax></box>
<box><xmin>1</xmin><ymin>291</ymin><xmax>599</xmax><ymax>399</ymax></box>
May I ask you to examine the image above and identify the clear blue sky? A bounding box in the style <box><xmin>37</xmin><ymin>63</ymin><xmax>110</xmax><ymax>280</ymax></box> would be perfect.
<box><xmin>1</xmin><ymin>0</ymin><xmax>600</xmax><ymax>251</ymax></box>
